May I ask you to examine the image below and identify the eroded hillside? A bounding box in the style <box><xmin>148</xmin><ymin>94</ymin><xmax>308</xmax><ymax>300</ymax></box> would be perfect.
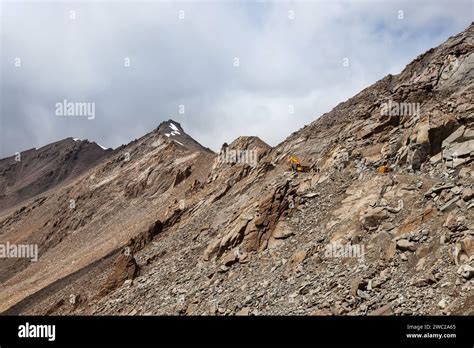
<box><xmin>1</xmin><ymin>24</ymin><xmax>473</xmax><ymax>316</ymax></box>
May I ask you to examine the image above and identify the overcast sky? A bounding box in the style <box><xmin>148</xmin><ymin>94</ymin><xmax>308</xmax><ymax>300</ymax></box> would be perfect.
<box><xmin>0</xmin><ymin>0</ymin><xmax>472</xmax><ymax>157</ymax></box>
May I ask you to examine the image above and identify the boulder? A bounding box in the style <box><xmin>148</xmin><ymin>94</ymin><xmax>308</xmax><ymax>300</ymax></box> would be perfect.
<box><xmin>416</xmin><ymin>122</ymin><xmax>430</xmax><ymax>144</ymax></box>
<box><xmin>442</xmin><ymin>126</ymin><xmax>474</xmax><ymax>168</ymax></box>
<box><xmin>440</xmin><ymin>196</ymin><xmax>460</xmax><ymax>212</ymax></box>
<box><xmin>412</xmin><ymin>273</ymin><xmax>437</xmax><ymax>287</ymax></box>
<box><xmin>462</xmin><ymin>187</ymin><xmax>474</xmax><ymax>201</ymax></box>
<box><xmin>272</xmin><ymin>220</ymin><xmax>294</xmax><ymax>239</ymax></box>
<box><xmin>236</xmin><ymin>307</ymin><xmax>251</xmax><ymax>316</ymax></box>
<box><xmin>460</xmin><ymin>236</ymin><xmax>474</xmax><ymax>258</ymax></box>
<box><xmin>100</xmin><ymin>251</ymin><xmax>140</xmax><ymax>296</ymax></box>
<box><xmin>221</xmin><ymin>251</ymin><xmax>239</xmax><ymax>267</ymax></box>
<box><xmin>438</xmin><ymin>298</ymin><xmax>448</xmax><ymax>309</ymax></box>
<box><xmin>457</xmin><ymin>264</ymin><xmax>474</xmax><ymax>280</ymax></box>
<box><xmin>360</xmin><ymin>207</ymin><xmax>388</xmax><ymax>231</ymax></box>
<box><xmin>350</xmin><ymin>277</ymin><xmax>368</xmax><ymax>296</ymax></box>
<box><xmin>396</xmin><ymin>239</ymin><xmax>416</xmax><ymax>252</ymax></box>
<box><xmin>368</xmin><ymin>303</ymin><xmax>393</xmax><ymax>316</ymax></box>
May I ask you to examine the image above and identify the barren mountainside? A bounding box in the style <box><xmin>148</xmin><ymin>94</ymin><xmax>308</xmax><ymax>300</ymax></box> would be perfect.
<box><xmin>0</xmin><ymin>23</ymin><xmax>473</xmax><ymax>316</ymax></box>
<box><xmin>0</xmin><ymin>138</ymin><xmax>111</xmax><ymax>212</ymax></box>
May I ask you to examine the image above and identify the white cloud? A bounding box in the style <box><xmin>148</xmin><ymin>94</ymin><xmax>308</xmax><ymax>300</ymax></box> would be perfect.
<box><xmin>0</xmin><ymin>0</ymin><xmax>472</xmax><ymax>156</ymax></box>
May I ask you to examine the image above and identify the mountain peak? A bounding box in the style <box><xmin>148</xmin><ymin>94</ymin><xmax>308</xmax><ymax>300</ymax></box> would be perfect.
<box><xmin>154</xmin><ymin>119</ymin><xmax>213</xmax><ymax>154</ymax></box>
<box><xmin>228</xmin><ymin>136</ymin><xmax>271</xmax><ymax>149</ymax></box>
<box><xmin>156</xmin><ymin>119</ymin><xmax>184</xmax><ymax>137</ymax></box>
<box><xmin>157</xmin><ymin>119</ymin><xmax>184</xmax><ymax>133</ymax></box>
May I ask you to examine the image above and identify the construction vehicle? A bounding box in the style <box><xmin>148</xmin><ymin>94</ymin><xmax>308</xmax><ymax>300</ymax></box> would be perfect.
<box><xmin>289</xmin><ymin>155</ymin><xmax>310</xmax><ymax>172</ymax></box>
<box><xmin>377</xmin><ymin>165</ymin><xmax>389</xmax><ymax>174</ymax></box>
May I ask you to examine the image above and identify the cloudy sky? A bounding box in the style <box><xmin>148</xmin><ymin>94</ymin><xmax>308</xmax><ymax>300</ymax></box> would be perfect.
<box><xmin>0</xmin><ymin>0</ymin><xmax>472</xmax><ymax>157</ymax></box>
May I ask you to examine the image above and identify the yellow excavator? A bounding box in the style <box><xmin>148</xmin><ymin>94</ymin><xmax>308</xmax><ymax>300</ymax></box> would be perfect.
<box><xmin>289</xmin><ymin>155</ymin><xmax>310</xmax><ymax>172</ymax></box>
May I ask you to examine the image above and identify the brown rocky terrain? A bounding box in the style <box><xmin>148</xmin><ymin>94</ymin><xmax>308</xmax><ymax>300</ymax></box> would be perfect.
<box><xmin>0</xmin><ymin>23</ymin><xmax>473</xmax><ymax>316</ymax></box>
<box><xmin>0</xmin><ymin>138</ymin><xmax>111</xmax><ymax>212</ymax></box>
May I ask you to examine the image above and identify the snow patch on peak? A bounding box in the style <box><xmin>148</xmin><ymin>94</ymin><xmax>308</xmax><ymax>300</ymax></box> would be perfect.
<box><xmin>168</xmin><ymin>123</ymin><xmax>181</xmax><ymax>136</ymax></box>
<box><xmin>169</xmin><ymin>123</ymin><xmax>179</xmax><ymax>132</ymax></box>
<box><xmin>96</xmin><ymin>143</ymin><xmax>108</xmax><ymax>150</ymax></box>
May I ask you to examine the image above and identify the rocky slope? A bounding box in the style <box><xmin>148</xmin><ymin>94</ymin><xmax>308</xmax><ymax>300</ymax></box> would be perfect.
<box><xmin>0</xmin><ymin>138</ymin><xmax>111</xmax><ymax>212</ymax></box>
<box><xmin>0</xmin><ymin>23</ymin><xmax>473</xmax><ymax>316</ymax></box>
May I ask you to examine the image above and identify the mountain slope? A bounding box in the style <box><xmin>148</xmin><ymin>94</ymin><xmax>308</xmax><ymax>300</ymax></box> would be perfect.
<box><xmin>0</xmin><ymin>138</ymin><xmax>111</xmax><ymax>212</ymax></box>
<box><xmin>0</xmin><ymin>123</ymin><xmax>215</xmax><ymax>312</ymax></box>
<box><xmin>1</xmin><ymin>23</ymin><xmax>473</xmax><ymax>316</ymax></box>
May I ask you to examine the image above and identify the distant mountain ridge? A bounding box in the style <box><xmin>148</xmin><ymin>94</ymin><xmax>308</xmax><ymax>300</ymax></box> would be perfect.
<box><xmin>0</xmin><ymin>138</ymin><xmax>111</xmax><ymax>212</ymax></box>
